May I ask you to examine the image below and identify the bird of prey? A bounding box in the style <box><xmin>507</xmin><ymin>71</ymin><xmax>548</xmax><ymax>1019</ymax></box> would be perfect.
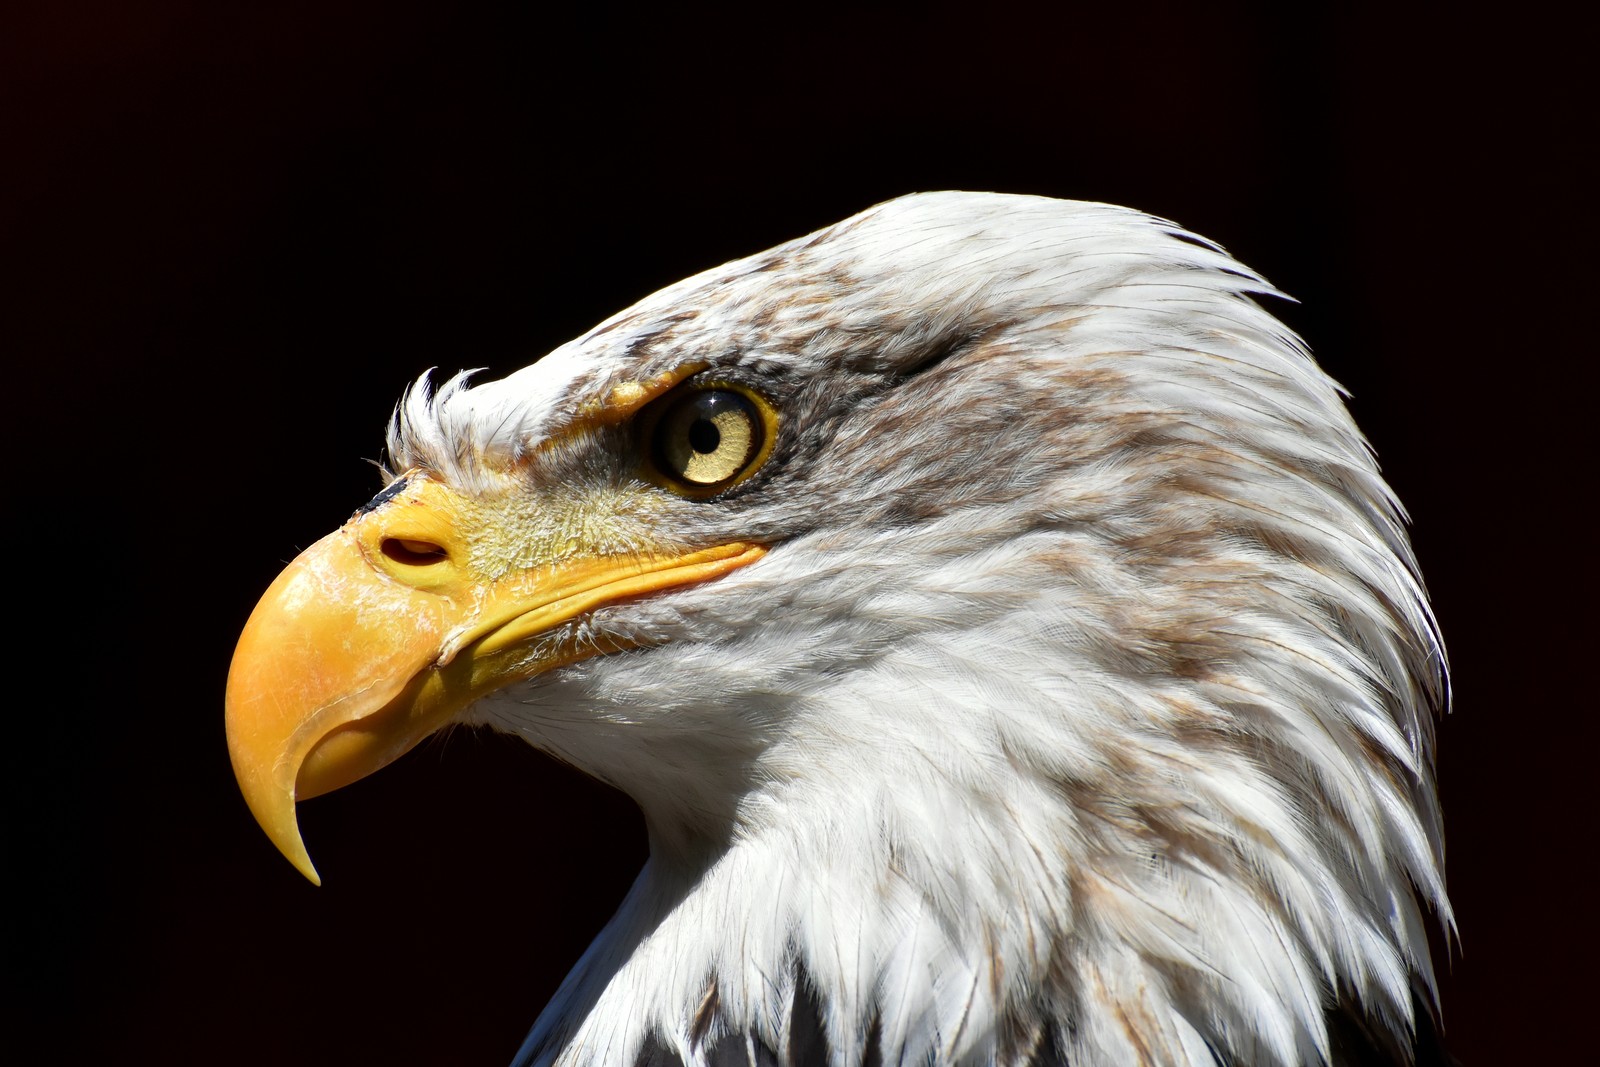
<box><xmin>227</xmin><ymin>192</ymin><xmax>1451</xmax><ymax>1067</ymax></box>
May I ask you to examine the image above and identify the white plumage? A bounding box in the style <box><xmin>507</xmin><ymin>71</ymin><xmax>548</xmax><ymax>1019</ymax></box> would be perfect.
<box><xmin>230</xmin><ymin>192</ymin><xmax>1451</xmax><ymax>1066</ymax></box>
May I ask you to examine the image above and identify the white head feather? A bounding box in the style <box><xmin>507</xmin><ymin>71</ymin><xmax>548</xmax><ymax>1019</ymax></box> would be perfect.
<box><xmin>386</xmin><ymin>193</ymin><xmax>1449</xmax><ymax>1067</ymax></box>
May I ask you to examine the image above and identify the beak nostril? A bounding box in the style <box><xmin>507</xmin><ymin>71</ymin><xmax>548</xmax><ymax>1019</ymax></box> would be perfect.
<box><xmin>381</xmin><ymin>538</ymin><xmax>449</xmax><ymax>566</ymax></box>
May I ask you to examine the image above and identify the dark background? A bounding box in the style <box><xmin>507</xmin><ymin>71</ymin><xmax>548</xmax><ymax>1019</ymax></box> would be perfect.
<box><xmin>7</xmin><ymin>3</ymin><xmax>1589</xmax><ymax>1063</ymax></box>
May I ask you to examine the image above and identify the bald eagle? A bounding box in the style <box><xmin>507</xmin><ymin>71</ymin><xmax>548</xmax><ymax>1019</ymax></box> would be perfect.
<box><xmin>227</xmin><ymin>193</ymin><xmax>1451</xmax><ymax>1066</ymax></box>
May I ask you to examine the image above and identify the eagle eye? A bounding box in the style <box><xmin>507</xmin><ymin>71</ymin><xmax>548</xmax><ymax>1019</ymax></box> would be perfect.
<box><xmin>646</xmin><ymin>385</ymin><xmax>774</xmax><ymax>494</ymax></box>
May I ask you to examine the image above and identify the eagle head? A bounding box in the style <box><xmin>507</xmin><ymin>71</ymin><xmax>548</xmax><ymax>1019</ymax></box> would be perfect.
<box><xmin>227</xmin><ymin>192</ymin><xmax>1449</xmax><ymax>1066</ymax></box>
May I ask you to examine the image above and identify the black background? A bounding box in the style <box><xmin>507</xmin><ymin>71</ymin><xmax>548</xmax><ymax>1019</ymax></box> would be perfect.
<box><xmin>8</xmin><ymin>3</ymin><xmax>1589</xmax><ymax>1063</ymax></box>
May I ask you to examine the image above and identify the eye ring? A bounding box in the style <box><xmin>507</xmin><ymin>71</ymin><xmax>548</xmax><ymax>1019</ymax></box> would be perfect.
<box><xmin>641</xmin><ymin>382</ymin><xmax>777</xmax><ymax>496</ymax></box>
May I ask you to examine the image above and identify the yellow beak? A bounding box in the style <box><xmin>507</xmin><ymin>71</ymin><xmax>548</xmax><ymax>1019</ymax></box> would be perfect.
<box><xmin>225</xmin><ymin>473</ymin><xmax>764</xmax><ymax>884</ymax></box>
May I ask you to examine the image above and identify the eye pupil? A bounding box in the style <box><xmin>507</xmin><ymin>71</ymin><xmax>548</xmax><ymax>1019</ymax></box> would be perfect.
<box><xmin>689</xmin><ymin>418</ymin><xmax>720</xmax><ymax>454</ymax></box>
